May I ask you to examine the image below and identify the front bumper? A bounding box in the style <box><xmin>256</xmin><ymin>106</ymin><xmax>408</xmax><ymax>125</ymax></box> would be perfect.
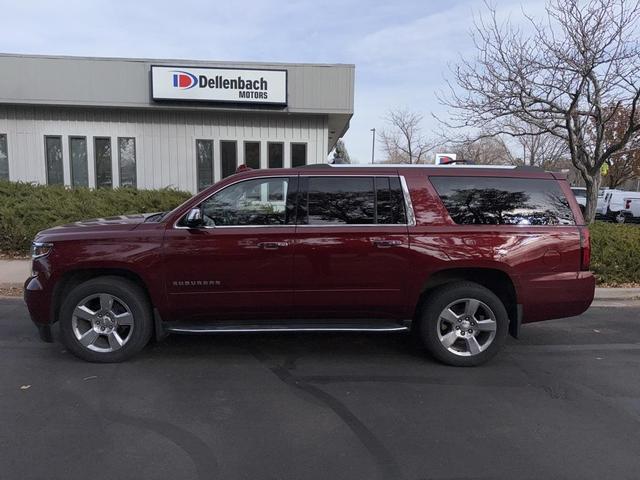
<box><xmin>24</xmin><ymin>275</ymin><xmax>55</xmax><ymax>343</ymax></box>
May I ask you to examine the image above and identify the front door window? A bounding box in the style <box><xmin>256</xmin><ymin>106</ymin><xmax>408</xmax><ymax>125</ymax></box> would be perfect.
<box><xmin>199</xmin><ymin>177</ymin><xmax>293</xmax><ymax>226</ymax></box>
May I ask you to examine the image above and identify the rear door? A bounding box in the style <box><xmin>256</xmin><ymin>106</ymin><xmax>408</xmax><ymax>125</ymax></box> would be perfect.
<box><xmin>292</xmin><ymin>174</ymin><xmax>412</xmax><ymax>320</ymax></box>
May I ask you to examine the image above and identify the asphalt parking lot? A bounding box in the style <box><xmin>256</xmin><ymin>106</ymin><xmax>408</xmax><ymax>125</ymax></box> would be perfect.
<box><xmin>1</xmin><ymin>299</ymin><xmax>640</xmax><ymax>480</ymax></box>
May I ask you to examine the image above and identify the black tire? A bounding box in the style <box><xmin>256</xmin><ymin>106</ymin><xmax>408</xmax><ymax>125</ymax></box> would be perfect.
<box><xmin>59</xmin><ymin>276</ymin><xmax>153</xmax><ymax>362</ymax></box>
<box><xmin>417</xmin><ymin>281</ymin><xmax>509</xmax><ymax>367</ymax></box>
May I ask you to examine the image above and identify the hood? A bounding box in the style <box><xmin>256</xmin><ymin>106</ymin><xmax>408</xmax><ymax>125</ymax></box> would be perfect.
<box><xmin>35</xmin><ymin>213</ymin><xmax>160</xmax><ymax>238</ymax></box>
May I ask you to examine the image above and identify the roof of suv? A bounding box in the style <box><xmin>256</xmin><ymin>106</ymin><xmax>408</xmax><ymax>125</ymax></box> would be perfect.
<box><xmin>294</xmin><ymin>164</ymin><xmax>558</xmax><ymax>179</ymax></box>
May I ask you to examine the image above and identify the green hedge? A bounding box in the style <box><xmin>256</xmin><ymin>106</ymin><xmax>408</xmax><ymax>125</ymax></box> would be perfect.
<box><xmin>590</xmin><ymin>221</ymin><xmax>640</xmax><ymax>286</ymax></box>
<box><xmin>0</xmin><ymin>181</ymin><xmax>191</xmax><ymax>253</ymax></box>
<box><xmin>1</xmin><ymin>182</ymin><xmax>638</xmax><ymax>286</ymax></box>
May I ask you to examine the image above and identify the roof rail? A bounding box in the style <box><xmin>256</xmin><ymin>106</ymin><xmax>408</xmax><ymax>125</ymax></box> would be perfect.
<box><xmin>296</xmin><ymin>164</ymin><xmax>332</xmax><ymax>168</ymax></box>
<box><xmin>327</xmin><ymin>164</ymin><xmax>519</xmax><ymax>169</ymax></box>
<box><xmin>297</xmin><ymin>163</ymin><xmax>545</xmax><ymax>170</ymax></box>
<box><xmin>513</xmin><ymin>165</ymin><xmax>544</xmax><ymax>171</ymax></box>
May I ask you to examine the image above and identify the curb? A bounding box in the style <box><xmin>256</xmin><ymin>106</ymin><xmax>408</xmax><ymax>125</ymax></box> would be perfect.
<box><xmin>594</xmin><ymin>288</ymin><xmax>640</xmax><ymax>302</ymax></box>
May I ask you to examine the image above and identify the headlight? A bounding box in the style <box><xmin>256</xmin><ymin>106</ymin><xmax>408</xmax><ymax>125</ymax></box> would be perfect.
<box><xmin>31</xmin><ymin>242</ymin><xmax>53</xmax><ymax>259</ymax></box>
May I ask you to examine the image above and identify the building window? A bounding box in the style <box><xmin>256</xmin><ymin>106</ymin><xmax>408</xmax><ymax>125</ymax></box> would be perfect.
<box><xmin>244</xmin><ymin>141</ymin><xmax>261</xmax><ymax>169</ymax></box>
<box><xmin>69</xmin><ymin>136</ymin><xmax>89</xmax><ymax>187</ymax></box>
<box><xmin>196</xmin><ymin>139</ymin><xmax>214</xmax><ymax>191</ymax></box>
<box><xmin>0</xmin><ymin>134</ymin><xmax>8</xmax><ymax>180</ymax></box>
<box><xmin>118</xmin><ymin>137</ymin><xmax>137</xmax><ymax>188</ymax></box>
<box><xmin>291</xmin><ymin>143</ymin><xmax>307</xmax><ymax>167</ymax></box>
<box><xmin>220</xmin><ymin>140</ymin><xmax>238</xmax><ymax>178</ymax></box>
<box><xmin>94</xmin><ymin>137</ymin><xmax>113</xmax><ymax>189</ymax></box>
<box><xmin>268</xmin><ymin>142</ymin><xmax>283</xmax><ymax>168</ymax></box>
<box><xmin>45</xmin><ymin>136</ymin><xmax>64</xmax><ymax>185</ymax></box>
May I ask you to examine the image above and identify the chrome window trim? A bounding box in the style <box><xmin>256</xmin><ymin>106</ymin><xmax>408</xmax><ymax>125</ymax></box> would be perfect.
<box><xmin>296</xmin><ymin>224</ymin><xmax>406</xmax><ymax>228</ymax></box>
<box><xmin>399</xmin><ymin>175</ymin><xmax>416</xmax><ymax>226</ymax></box>
<box><xmin>173</xmin><ymin>173</ymin><xmax>414</xmax><ymax>229</ymax></box>
<box><xmin>299</xmin><ymin>173</ymin><xmax>400</xmax><ymax>178</ymax></box>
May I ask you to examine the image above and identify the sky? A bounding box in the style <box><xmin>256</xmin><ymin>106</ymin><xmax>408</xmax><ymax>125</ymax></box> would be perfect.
<box><xmin>0</xmin><ymin>0</ymin><xmax>546</xmax><ymax>163</ymax></box>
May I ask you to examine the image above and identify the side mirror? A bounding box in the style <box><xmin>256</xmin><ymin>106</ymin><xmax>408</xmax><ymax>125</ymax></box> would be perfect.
<box><xmin>184</xmin><ymin>207</ymin><xmax>204</xmax><ymax>228</ymax></box>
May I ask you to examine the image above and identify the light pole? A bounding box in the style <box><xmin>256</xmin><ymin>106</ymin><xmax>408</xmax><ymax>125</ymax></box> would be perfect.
<box><xmin>370</xmin><ymin>128</ymin><xmax>376</xmax><ymax>164</ymax></box>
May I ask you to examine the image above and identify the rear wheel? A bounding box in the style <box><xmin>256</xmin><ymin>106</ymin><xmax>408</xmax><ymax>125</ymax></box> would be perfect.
<box><xmin>417</xmin><ymin>282</ymin><xmax>509</xmax><ymax>366</ymax></box>
<box><xmin>59</xmin><ymin>276</ymin><xmax>153</xmax><ymax>362</ymax></box>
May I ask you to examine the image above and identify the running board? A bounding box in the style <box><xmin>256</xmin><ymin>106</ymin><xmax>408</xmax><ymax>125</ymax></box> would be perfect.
<box><xmin>164</xmin><ymin>320</ymin><xmax>411</xmax><ymax>334</ymax></box>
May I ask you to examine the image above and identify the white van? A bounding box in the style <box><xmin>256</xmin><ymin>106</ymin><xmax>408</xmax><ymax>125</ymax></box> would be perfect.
<box><xmin>570</xmin><ymin>187</ymin><xmax>587</xmax><ymax>214</ymax></box>
<box><xmin>621</xmin><ymin>198</ymin><xmax>640</xmax><ymax>223</ymax></box>
<box><xmin>598</xmin><ymin>189</ymin><xmax>640</xmax><ymax>222</ymax></box>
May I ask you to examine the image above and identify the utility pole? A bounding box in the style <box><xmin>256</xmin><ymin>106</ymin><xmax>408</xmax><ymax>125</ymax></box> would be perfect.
<box><xmin>370</xmin><ymin>128</ymin><xmax>376</xmax><ymax>164</ymax></box>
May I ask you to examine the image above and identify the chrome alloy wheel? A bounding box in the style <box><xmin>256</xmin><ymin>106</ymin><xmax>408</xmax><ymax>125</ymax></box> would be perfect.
<box><xmin>71</xmin><ymin>294</ymin><xmax>134</xmax><ymax>353</ymax></box>
<box><xmin>436</xmin><ymin>298</ymin><xmax>497</xmax><ymax>357</ymax></box>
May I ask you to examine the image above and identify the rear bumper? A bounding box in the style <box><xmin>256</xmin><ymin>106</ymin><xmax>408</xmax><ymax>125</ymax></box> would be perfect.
<box><xmin>520</xmin><ymin>271</ymin><xmax>595</xmax><ymax>323</ymax></box>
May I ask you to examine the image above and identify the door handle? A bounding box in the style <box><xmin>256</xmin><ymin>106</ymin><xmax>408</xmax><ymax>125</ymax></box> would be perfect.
<box><xmin>372</xmin><ymin>239</ymin><xmax>403</xmax><ymax>248</ymax></box>
<box><xmin>258</xmin><ymin>241</ymin><xmax>289</xmax><ymax>250</ymax></box>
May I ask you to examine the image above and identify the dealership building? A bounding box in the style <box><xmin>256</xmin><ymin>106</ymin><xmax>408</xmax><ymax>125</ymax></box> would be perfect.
<box><xmin>0</xmin><ymin>54</ymin><xmax>354</xmax><ymax>192</ymax></box>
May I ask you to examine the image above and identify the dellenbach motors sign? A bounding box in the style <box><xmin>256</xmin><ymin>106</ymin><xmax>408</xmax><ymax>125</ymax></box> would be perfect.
<box><xmin>151</xmin><ymin>66</ymin><xmax>287</xmax><ymax>105</ymax></box>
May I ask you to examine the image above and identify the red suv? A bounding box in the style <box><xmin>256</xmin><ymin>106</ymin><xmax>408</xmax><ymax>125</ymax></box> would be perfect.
<box><xmin>24</xmin><ymin>165</ymin><xmax>595</xmax><ymax>366</ymax></box>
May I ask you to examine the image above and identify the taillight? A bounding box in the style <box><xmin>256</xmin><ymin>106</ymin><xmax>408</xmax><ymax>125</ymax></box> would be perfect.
<box><xmin>579</xmin><ymin>227</ymin><xmax>591</xmax><ymax>271</ymax></box>
<box><xmin>625</xmin><ymin>199</ymin><xmax>632</xmax><ymax>209</ymax></box>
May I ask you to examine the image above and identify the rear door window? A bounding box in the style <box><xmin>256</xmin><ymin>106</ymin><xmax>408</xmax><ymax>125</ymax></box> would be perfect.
<box><xmin>300</xmin><ymin>176</ymin><xmax>406</xmax><ymax>225</ymax></box>
<box><xmin>375</xmin><ymin>177</ymin><xmax>406</xmax><ymax>224</ymax></box>
<box><xmin>430</xmin><ymin>176</ymin><xmax>575</xmax><ymax>225</ymax></box>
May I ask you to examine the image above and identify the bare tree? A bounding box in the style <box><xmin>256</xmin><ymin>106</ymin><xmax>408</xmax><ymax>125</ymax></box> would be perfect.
<box><xmin>379</xmin><ymin>109</ymin><xmax>432</xmax><ymax>163</ymax></box>
<box><xmin>600</xmin><ymin>105</ymin><xmax>640</xmax><ymax>187</ymax></box>
<box><xmin>512</xmin><ymin>123</ymin><xmax>568</xmax><ymax>169</ymax></box>
<box><xmin>440</xmin><ymin>0</ymin><xmax>640</xmax><ymax>222</ymax></box>
<box><xmin>444</xmin><ymin>134</ymin><xmax>515</xmax><ymax>164</ymax></box>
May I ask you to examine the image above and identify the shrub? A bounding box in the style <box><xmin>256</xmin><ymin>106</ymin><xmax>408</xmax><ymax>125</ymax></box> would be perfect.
<box><xmin>1</xmin><ymin>182</ymin><xmax>638</xmax><ymax>286</ymax></box>
<box><xmin>590</xmin><ymin>221</ymin><xmax>640</xmax><ymax>286</ymax></box>
<box><xmin>0</xmin><ymin>181</ymin><xmax>191</xmax><ymax>253</ymax></box>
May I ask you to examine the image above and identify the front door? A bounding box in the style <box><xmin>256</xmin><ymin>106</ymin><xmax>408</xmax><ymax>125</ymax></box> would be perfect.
<box><xmin>292</xmin><ymin>175</ymin><xmax>411</xmax><ymax>320</ymax></box>
<box><xmin>162</xmin><ymin>176</ymin><xmax>298</xmax><ymax>323</ymax></box>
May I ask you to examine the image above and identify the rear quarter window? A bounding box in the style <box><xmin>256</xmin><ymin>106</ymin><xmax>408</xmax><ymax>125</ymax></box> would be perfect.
<box><xmin>429</xmin><ymin>176</ymin><xmax>575</xmax><ymax>225</ymax></box>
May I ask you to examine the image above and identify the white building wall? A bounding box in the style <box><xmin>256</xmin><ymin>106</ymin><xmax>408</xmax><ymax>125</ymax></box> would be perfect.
<box><xmin>0</xmin><ymin>106</ymin><xmax>329</xmax><ymax>193</ymax></box>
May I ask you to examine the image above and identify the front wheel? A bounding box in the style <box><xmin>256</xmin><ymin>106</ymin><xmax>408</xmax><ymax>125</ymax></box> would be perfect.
<box><xmin>59</xmin><ymin>276</ymin><xmax>153</xmax><ymax>362</ymax></box>
<box><xmin>417</xmin><ymin>282</ymin><xmax>509</xmax><ymax>366</ymax></box>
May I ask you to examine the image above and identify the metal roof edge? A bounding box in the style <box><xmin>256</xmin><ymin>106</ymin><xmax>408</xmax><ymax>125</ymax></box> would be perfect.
<box><xmin>0</xmin><ymin>52</ymin><xmax>355</xmax><ymax>69</ymax></box>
